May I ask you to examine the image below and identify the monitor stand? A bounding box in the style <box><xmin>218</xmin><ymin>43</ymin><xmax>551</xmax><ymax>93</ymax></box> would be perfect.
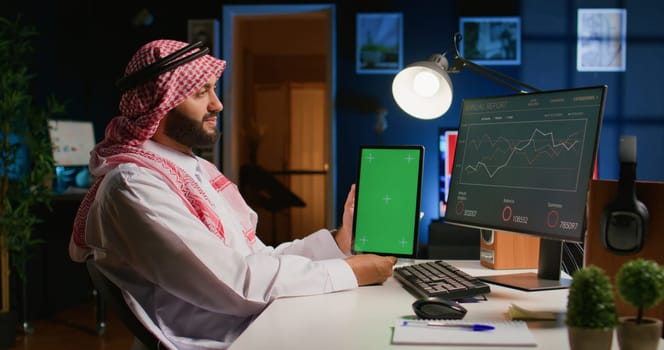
<box><xmin>479</xmin><ymin>239</ymin><xmax>572</xmax><ymax>291</ymax></box>
<box><xmin>479</xmin><ymin>273</ymin><xmax>571</xmax><ymax>291</ymax></box>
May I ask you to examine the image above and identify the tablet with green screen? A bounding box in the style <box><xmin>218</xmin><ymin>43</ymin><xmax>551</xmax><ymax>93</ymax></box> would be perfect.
<box><xmin>351</xmin><ymin>145</ymin><xmax>424</xmax><ymax>258</ymax></box>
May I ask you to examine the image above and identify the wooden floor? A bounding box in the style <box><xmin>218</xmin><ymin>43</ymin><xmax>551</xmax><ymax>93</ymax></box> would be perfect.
<box><xmin>8</xmin><ymin>302</ymin><xmax>134</xmax><ymax>350</ymax></box>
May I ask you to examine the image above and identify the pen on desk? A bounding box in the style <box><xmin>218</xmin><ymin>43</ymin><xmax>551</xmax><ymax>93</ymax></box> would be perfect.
<box><xmin>401</xmin><ymin>321</ymin><xmax>495</xmax><ymax>331</ymax></box>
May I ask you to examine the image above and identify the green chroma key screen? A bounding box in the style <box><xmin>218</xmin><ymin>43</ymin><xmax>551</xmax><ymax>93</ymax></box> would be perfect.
<box><xmin>351</xmin><ymin>145</ymin><xmax>424</xmax><ymax>258</ymax></box>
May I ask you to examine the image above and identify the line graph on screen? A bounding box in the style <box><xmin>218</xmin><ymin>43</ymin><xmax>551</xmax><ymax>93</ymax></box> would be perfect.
<box><xmin>456</xmin><ymin>119</ymin><xmax>588</xmax><ymax>192</ymax></box>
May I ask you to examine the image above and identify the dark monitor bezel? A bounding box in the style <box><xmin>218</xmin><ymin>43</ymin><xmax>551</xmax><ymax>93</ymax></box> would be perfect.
<box><xmin>351</xmin><ymin>144</ymin><xmax>424</xmax><ymax>259</ymax></box>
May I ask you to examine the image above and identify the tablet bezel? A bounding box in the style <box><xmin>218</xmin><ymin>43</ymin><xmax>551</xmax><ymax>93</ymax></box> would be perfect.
<box><xmin>350</xmin><ymin>144</ymin><xmax>424</xmax><ymax>258</ymax></box>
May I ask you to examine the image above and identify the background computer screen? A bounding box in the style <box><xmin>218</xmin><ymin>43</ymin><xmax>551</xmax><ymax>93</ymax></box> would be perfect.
<box><xmin>48</xmin><ymin>119</ymin><xmax>96</xmax><ymax>192</ymax></box>
<box><xmin>438</xmin><ymin>128</ymin><xmax>458</xmax><ymax>218</ymax></box>
<box><xmin>444</xmin><ymin>85</ymin><xmax>606</xmax><ymax>290</ymax></box>
<box><xmin>49</xmin><ymin>120</ymin><xmax>96</xmax><ymax>166</ymax></box>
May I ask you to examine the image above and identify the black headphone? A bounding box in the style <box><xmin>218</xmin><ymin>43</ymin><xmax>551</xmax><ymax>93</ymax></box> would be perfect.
<box><xmin>600</xmin><ymin>136</ymin><xmax>649</xmax><ymax>255</ymax></box>
<box><xmin>116</xmin><ymin>41</ymin><xmax>209</xmax><ymax>92</ymax></box>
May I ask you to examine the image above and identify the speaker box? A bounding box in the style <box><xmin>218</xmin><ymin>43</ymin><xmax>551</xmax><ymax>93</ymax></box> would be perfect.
<box><xmin>479</xmin><ymin>230</ymin><xmax>540</xmax><ymax>269</ymax></box>
<box><xmin>586</xmin><ymin>179</ymin><xmax>664</xmax><ymax>321</ymax></box>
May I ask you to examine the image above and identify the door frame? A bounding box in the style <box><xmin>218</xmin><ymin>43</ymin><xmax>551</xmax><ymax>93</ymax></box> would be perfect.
<box><xmin>222</xmin><ymin>4</ymin><xmax>338</xmax><ymax>229</ymax></box>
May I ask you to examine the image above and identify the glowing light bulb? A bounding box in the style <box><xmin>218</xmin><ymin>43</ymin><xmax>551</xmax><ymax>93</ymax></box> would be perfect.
<box><xmin>412</xmin><ymin>71</ymin><xmax>440</xmax><ymax>97</ymax></box>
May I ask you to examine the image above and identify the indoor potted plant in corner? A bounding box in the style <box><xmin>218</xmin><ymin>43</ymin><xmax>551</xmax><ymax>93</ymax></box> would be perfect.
<box><xmin>615</xmin><ymin>258</ymin><xmax>664</xmax><ymax>350</ymax></box>
<box><xmin>0</xmin><ymin>15</ymin><xmax>64</xmax><ymax>347</ymax></box>
<box><xmin>565</xmin><ymin>265</ymin><xmax>618</xmax><ymax>350</ymax></box>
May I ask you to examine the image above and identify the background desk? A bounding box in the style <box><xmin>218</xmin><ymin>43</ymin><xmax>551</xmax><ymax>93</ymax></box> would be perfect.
<box><xmin>24</xmin><ymin>192</ymin><xmax>92</xmax><ymax>320</ymax></box>
<box><xmin>229</xmin><ymin>261</ymin><xmax>664</xmax><ymax>350</ymax></box>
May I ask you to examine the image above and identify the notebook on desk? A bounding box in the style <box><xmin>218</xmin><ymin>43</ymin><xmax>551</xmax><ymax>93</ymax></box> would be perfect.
<box><xmin>351</xmin><ymin>145</ymin><xmax>424</xmax><ymax>259</ymax></box>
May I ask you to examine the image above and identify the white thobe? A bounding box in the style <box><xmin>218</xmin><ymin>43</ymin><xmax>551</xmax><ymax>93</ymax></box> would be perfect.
<box><xmin>84</xmin><ymin>140</ymin><xmax>357</xmax><ymax>349</ymax></box>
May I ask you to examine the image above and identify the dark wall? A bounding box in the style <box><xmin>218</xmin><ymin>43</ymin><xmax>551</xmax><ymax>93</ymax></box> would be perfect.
<box><xmin>4</xmin><ymin>0</ymin><xmax>663</xmax><ymax>249</ymax></box>
<box><xmin>334</xmin><ymin>0</ymin><xmax>664</xmax><ymax>248</ymax></box>
<box><xmin>2</xmin><ymin>0</ymin><xmax>224</xmax><ymax>141</ymax></box>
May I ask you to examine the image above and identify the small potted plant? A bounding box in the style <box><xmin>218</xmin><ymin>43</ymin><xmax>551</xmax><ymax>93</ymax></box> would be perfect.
<box><xmin>615</xmin><ymin>258</ymin><xmax>664</xmax><ymax>350</ymax></box>
<box><xmin>565</xmin><ymin>265</ymin><xmax>618</xmax><ymax>350</ymax></box>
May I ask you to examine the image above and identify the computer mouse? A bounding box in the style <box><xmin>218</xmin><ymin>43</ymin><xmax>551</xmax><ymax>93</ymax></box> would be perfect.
<box><xmin>412</xmin><ymin>296</ymin><xmax>467</xmax><ymax>320</ymax></box>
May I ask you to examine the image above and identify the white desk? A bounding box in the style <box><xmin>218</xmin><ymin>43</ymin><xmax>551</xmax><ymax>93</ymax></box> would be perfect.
<box><xmin>229</xmin><ymin>260</ymin><xmax>663</xmax><ymax>350</ymax></box>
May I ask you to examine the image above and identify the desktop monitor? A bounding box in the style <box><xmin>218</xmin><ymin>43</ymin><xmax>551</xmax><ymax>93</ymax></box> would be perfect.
<box><xmin>438</xmin><ymin>128</ymin><xmax>458</xmax><ymax>217</ymax></box>
<box><xmin>48</xmin><ymin>119</ymin><xmax>96</xmax><ymax>191</ymax></box>
<box><xmin>48</xmin><ymin>119</ymin><xmax>96</xmax><ymax>166</ymax></box>
<box><xmin>444</xmin><ymin>85</ymin><xmax>607</xmax><ymax>291</ymax></box>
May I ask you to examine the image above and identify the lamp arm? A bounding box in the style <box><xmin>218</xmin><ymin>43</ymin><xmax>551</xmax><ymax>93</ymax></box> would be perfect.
<box><xmin>455</xmin><ymin>56</ymin><xmax>541</xmax><ymax>94</ymax></box>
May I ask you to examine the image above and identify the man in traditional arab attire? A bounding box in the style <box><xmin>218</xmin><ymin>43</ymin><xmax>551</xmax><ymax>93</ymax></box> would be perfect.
<box><xmin>69</xmin><ymin>39</ymin><xmax>396</xmax><ymax>349</ymax></box>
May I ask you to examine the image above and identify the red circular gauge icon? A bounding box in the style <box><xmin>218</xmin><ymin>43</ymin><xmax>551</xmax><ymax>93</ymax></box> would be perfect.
<box><xmin>455</xmin><ymin>201</ymin><xmax>464</xmax><ymax>215</ymax></box>
<box><xmin>502</xmin><ymin>206</ymin><xmax>512</xmax><ymax>222</ymax></box>
<box><xmin>547</xmin><ymin>210</ymin><xmax>559</xmax><ymax>228</ymax></box>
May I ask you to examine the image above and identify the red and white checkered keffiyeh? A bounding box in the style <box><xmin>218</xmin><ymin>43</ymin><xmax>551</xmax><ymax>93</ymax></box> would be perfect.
<box><xmin>69</xmin><ymin>40</ymin><xmax>257</xmax><ymax>262</ymax></box>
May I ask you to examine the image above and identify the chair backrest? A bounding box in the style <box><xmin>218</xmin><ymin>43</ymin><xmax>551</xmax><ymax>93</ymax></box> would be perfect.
<box><xmin>86</xmin><ymin>259</ymin><xmax>161</xmax><ymax>350</ymax></box>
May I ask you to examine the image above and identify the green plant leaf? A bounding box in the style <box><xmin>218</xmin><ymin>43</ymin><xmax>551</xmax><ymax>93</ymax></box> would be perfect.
<box><xmin>565</xmin><ymin>265</ymin><xmax>618</xmax><ymax>329</ymax></box>
<box><xmin>616</xmin><ymin>258</ymin><xmax>664</xmax><ymax>323</ymax></box>
<box><xmin>1</xmin><ymin>15</ymin><xmax>65</xmax><ymax>289</ymax></box>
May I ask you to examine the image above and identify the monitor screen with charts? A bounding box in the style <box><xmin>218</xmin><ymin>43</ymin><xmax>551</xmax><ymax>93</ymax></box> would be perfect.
<box><xmin>48</xmin><ymin>119</ymin><xmax>97</xmax><ymax>192</ymax></box>
<box><xmin>351</xmin><ymin>145</ymin><xmax>424</xmax><ymax>258</ymax></box>
<box><xmin>444</xmin><ymin>85</ymin><xmax>606</xmax><ymax>290</ymax></box>
<box><xmin>48</xmin><ymin>119</ymin><xmax>96</xmax><ymax>166</ymax></box>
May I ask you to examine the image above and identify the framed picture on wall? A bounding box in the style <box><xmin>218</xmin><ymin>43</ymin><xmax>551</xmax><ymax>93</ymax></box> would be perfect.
<box><xmin>356</xmin><ymin>13</ymin><xmax>403</xmax><ymax>74</ymax></box>
<box><xmin>187</xmin><ymin>19</ymin><xmax>220</xmax><ymax>58</ymax></box>
<box><xmin>459</xmin><ymin>16</ymin><xmax>521</xmax><ymax>65</ymax></box>
<box><xmin>576</xmin><ymin>8</ymin><xmax>626</xmax><ymax>72</ymax></box>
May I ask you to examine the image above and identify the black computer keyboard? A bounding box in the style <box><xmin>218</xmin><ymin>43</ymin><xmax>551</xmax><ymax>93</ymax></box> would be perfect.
<box><xmin>393</xmin><ymin>260</ymin><xmax>491</xmax><ymax>300</ymax></box>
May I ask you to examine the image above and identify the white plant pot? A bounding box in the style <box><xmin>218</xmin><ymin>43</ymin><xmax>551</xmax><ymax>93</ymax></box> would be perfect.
<box><xmin>567</xmin><ymin>326</ymin><xmax>613</xmax><ymax>350</ymax></box>
<box><xmin>616</xmin><ymin>316</ymin><xmax>662</xmax><ymax>350</ymax></box>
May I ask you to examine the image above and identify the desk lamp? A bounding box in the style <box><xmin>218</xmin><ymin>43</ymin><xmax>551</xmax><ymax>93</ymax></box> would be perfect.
<box><xmin>392</xmin><ymin>32</ymin><xmax>541</xmax><ymax>120</ymax></box>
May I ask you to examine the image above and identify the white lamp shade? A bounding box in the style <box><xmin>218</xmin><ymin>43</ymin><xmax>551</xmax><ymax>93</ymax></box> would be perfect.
<box><xmin>392</xmin><ymin>56</ymin><xmax>453</xmax><ymax>120</ymax></box>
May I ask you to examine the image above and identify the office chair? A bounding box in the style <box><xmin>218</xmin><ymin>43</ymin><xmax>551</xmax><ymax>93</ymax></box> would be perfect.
<box><xmin>86</xmin><ymin>259</ymin><xmax>162</xmax><ymax>350</ymax></box>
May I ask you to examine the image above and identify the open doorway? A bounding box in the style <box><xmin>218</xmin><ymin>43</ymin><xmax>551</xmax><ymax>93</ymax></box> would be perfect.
<box><xmin>222</xmin><ymin>5</ymin><xmax>337</xmax><ymax>244</ymax></box>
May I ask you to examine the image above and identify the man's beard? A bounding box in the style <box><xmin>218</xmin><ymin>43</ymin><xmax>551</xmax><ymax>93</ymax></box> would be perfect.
<box><xmin>163</xmin><ymin>109</ymin><xmax>220</xmax><ymax>148</ymax></box>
